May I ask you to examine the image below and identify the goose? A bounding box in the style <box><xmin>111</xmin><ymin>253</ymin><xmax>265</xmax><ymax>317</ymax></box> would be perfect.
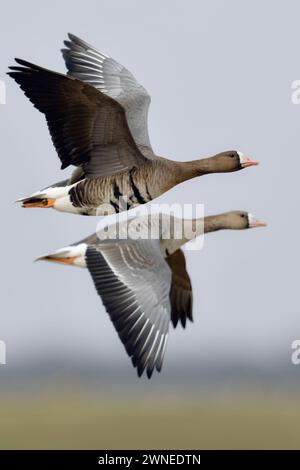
<box><xmin>36</xmin><ymin>211</ymin><xmax>266</xmax><ymax>377</ymax></box>
<box><xmin>8</xmin><ymin>34</ymin><xmax>258</xmax><ymax>216</ymax></box>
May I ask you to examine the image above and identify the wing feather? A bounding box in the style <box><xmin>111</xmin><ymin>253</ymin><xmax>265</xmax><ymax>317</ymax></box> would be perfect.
<box><xmin>85</xmin><ymin>240</ymin><xmax>171</xmax><ymax>378</ymax></box>
<box><xmin>8</xmin><ymin>59</ymin><xmax>148</xmax><ymax>177</ymax></box>
<box><xmin>62</xmin><ymin>33</ymin><xmax>152</xmax><ymax>150</ymax></box>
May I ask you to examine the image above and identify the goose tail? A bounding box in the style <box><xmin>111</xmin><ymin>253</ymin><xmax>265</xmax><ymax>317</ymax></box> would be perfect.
<box><xmin>35</xmin><ymin>244</ymin><xmax>88</xmax><ymax>267</ymax></box>
<box><xmin>16</xmin><ymin>184</ymin><xmax>73</xmax><ymax>209</ymax></box>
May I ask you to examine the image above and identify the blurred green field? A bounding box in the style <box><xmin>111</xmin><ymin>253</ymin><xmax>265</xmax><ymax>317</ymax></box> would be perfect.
<box><xmin>0</xmin><ymin>388</ymin><xmax>299</xmax><ymax>449</ymax></box>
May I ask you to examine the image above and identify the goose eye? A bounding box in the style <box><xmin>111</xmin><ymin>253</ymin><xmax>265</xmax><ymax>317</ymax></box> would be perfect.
<box><xmin>241</xmin><ymin>214</ymin><xmax>245</xmax><ymax>218</ymax></box>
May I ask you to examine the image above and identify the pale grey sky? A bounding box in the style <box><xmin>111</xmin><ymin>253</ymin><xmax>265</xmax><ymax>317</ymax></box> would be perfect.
<box><xmin>0</xmin><ymin>0</ymin><xmax>299</xmax><ymax>380</ymax></box>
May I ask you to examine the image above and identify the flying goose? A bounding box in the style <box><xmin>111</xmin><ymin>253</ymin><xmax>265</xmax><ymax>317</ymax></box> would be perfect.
<box><xmin>36</xmin><ymin>211</ymin><xmax>266</xmax><ymax>377</ymax></box>
<box><xmin>8</xmin><ymin>34</ymin><xmax>258</xmax><ymax>215</ymax></box>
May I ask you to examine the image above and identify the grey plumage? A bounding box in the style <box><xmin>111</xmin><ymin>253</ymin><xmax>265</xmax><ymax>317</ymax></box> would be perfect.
<box><xmin>85</xmin><ymin>239</ymin><xmax>171</xmax><ymax>378</ymax></box>
<box><xmin>62</xmin><ymin>33</ymin><xmax>152</xmax><ymax>151</ymax></box>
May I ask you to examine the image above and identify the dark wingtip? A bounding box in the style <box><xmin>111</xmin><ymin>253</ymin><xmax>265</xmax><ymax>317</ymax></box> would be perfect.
<box><xmin>187</xmin><ymin>309</ymin><xmax>193</xmax><ymax>322</ymax></box>
<box><xmin>7</xmin><ymin>60</ymin><xmax>25</xmax><ymax>74</ymax></box>
<box><xmin>68</xmin><ymin>33</ymin><xmax>80</xmax><ymax>43</ymax></box>
<box><xmin>14</xmin><ymin>58</ymin><xmax>29</xmax><ymax>66</ymax></box>
<box><xmin>171</xmin><ymin>316</ymin><xmax>178</xmax><ymax>329</ymax></box>
<box><xmin>12</xmin><ymin>58</ymin><xmax>42</xmax><ymax>71</ymax></box>
<box><xmin>62</xmin><ymin>40</ymin><xmax>72</xmax><ymax>49</ymax></box>
<box><xmin>7</xmin><ymin>71</ymin><xmax>20</xmax><ymax>80</ymax></box>
<box><xmin>146</xmin><ymin>368</ymin><xmax>154</xmax><ymax>379</ymax></box>
<box><xmin>67</xmin><ymin>33</ymin><xmax>93</xmax><ymax>51</ymax></box>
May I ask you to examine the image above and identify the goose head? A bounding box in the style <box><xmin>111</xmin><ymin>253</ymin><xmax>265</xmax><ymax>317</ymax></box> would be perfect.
<box><xmin>209</xmin><ymin>151</ymin><xmax>258</xmax><ymax>173</ymax></box>
<box><xmin>202</xmin><ymin>211</ymin><xmax>267</xmax><ymax>234</ymax></box>
<box><xmin>221</xmin><ymin>211</ymin><xmax>267</xmax><ymax>229</ymax></box>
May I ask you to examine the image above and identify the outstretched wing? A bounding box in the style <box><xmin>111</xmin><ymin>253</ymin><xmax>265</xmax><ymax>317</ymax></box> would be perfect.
<box><xmin>8</xmin><ymin>59</ymin><xmax>148</xmax><ymax>178</ymax></box>
<box><xmin>166</xmin><ymin>249</ymin><xmax>193</xmax><ymax>328</ymax></box>
<box><xmin>85</xmin><ymin>239</ymin><xmax>171</xmax><ymax>378</ymax></box>
<box><xmin>62</xmin><ymin>33</ymin><xmax>152</xmax><ymax>151</ymax></box>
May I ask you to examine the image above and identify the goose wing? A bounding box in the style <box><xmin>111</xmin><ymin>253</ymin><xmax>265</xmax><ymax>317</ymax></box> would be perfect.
<box><xmin>166</xmin><ymin>249</ymin><xmax>193</xmax><ymax>328</ymax></box>
<box><xmin>85</xmin><ymin>239</ymin><xmax>171</xmax><ymax>378</ymax></box>
<box><xmin>8</xmin><ymin>59</ymin><xmax>148</xmax><ymax>178</ymax></box>
<box><xmin>62</xmin><ymin>33</ymin><xmax>152</xmax><ymax>151</ymax></box>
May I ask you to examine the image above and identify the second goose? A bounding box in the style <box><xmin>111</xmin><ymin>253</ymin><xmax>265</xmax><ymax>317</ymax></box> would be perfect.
<box><xmin>36</xmin><ymin>211</ymin><xmax>266</xmax><ymax>377</ymax></box>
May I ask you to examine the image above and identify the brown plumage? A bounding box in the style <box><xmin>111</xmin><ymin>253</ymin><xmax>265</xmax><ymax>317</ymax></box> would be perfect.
<box><xmin>166</xmin><ymin>249</ymin><xmax>193</xmax><ymax>328</ymax></box>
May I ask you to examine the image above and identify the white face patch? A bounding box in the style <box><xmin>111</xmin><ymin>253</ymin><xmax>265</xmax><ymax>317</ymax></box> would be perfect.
<box><xmin>237</xmin><ymin>150</ymin><xmax>244</xmax><ymax>164</ymax></box>
<box><xmin>247</xmin><ymin>213</ymin><xmax>254</xmax><ymax>227</ymax></box>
